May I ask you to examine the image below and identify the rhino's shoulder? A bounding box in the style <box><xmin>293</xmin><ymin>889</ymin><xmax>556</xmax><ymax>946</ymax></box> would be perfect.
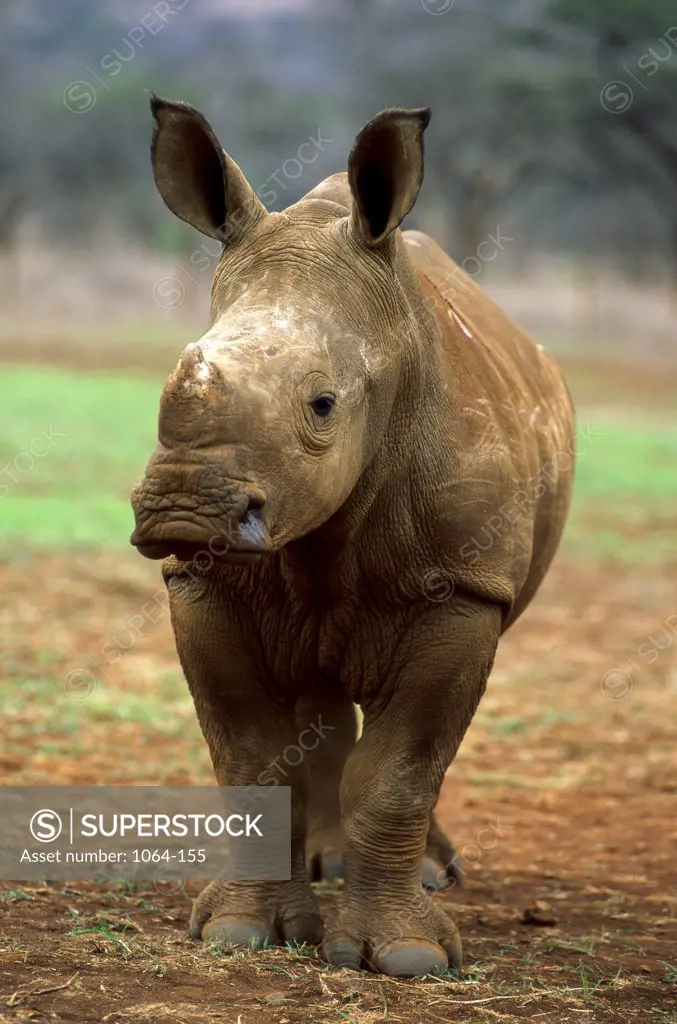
<box><xmin>401</xmin><ymin>229</ymin><xmax>459</xmax><ymax>290</ymax></box>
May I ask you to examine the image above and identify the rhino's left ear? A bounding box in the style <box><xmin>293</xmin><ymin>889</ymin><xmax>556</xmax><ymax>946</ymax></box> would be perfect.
<box><xmin>348</xmin><ymin>107</ymin><xmax>431</xmax><ymax>248</ymax></box>
<box><xmin>150</xmin><ymin>95</ymin><xmax>266</xmax><ymax>243</ymax></box>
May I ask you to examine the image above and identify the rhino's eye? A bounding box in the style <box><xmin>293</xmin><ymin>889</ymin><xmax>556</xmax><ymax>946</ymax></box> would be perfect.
<box><xmin>309</xmin><ymin>393</ymin><xmax>336</xmax><ymax>418</ymax></box>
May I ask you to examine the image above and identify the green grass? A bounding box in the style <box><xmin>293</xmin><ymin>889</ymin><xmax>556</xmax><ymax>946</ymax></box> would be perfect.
<box><xmin>2</xmin><ymin>666</ymin><xmax>209</xmax><ymax>780</ymax></box>
<box><xmin>3</xmin><ymin>670</ymin><xmax>194</xmax><ymax>741</ymax></box>
<box><xmin>0</xmin><ymin>888</ymin><xmax>33</xmax><ymax>903</ymax></box>
<box><xmin>1</xmin><ymin>364</ymin><xmax>675</xmax><ymax>562</ymax></box>
<box><xmin>0</xmin><ymin>366</ymin><xmax>159</xmax><ymax>550</ymax></box>
<box><xmin>573</xmin><ymin>420</ymin><xmax>677</xmax><ymax>501</ymax></box>
<box><xmin>565</xmin><ymin>416</ymin><xmax>677</xmax><ymax>562</ymax></box>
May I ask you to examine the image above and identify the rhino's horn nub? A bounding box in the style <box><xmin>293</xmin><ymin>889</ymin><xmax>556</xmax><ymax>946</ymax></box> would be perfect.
<box><xmin>179</xmin><ymin>342</ymin><xmax>205</xmax><ymax>377</ymax></box>
<box><xmin>159</xmin><ymin>343</ymin><xmax>227</xmax><ymax>444</ymax></box>
<box><xmin>170</xmin><ymin>341</ymin><xmax>224</xmax><ymax>391</ymax></box>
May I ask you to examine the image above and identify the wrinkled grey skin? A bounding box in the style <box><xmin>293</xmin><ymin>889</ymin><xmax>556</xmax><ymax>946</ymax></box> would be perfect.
<box><xmin>131</xmin><ymin>96</ymin><xmax>575</xmax><ymax>978</ymax></box>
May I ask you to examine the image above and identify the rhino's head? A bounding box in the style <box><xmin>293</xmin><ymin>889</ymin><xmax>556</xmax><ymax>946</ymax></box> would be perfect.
<box><xmin>131</xmin><ymin>97</ymin><xmax>430</xmax><ymax>563</ymax></box>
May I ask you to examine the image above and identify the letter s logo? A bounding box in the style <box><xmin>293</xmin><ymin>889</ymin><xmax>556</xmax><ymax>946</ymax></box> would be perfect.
<box><xmin>30</xmin><ymin>809</ymin><xmax>63</xmax><ymax>842</ymax></box>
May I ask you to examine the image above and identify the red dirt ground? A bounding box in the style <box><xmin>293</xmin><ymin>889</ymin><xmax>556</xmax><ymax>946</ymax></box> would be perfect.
<box><xmin>2</xmin><ymin>547</ymin><xmax>677</xmax><ymax>1023</ymax></box>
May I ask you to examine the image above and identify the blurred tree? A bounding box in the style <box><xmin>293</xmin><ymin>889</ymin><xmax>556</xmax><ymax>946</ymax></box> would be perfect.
<box><xmin>540</xmin><ymin>0</ymin><xmax>677</xmax><ymax>277</ymax></box>
<box><xmin>334</xmin><ymin>0</ymin><xmax>568</xmax><ymax>259</ymax></box>
<box><xmin>0</xmin><ymin>5</ymin><xmax>28</xmax><ymax>252</ymax></box>
<box><xmin>2</xmin><ymin>0</ymin><xmax>675</xmax><ymax>291</ymax></box>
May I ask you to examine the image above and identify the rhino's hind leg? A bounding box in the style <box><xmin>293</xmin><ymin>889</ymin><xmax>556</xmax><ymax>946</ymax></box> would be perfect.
<box><xmin>308</xmin><ymin>816</ymin><xmax>463</xmax><ymax>891</ymax></box>
<box><xmin>323</xmin><ymin>598</ymin><xmax>501</xmax><ymax>977</ymax></box>
<box><xmin>300</xmin><ymin>688</ymin><xmax>461</xmax><ymax>890</ymax></box>
<box><xmin>297</xmin><ymin>684</ymin><xmax>358</xmax><ymax>883</ymax></box>
<box><xmin>422</xmin><ymin>813</ymin><xmax>464</xmax><ymax>891</ymax></box>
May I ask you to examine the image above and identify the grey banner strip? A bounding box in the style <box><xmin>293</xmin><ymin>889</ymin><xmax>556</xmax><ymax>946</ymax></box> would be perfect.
<box><xmin>0</xmin><ymin>786</ymin><xmax>291</xmax><ymax>882</ymax></box>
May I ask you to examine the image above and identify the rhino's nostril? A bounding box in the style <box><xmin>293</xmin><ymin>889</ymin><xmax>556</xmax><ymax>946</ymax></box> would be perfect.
<box><xmin>238</xmin><ymin>493</ymin><xmax>268</xmax><ymax>547</ymax></box>
<box><xmin>243</xmin><ymin>489</ymin><xmax>266</xmax><ymax>517</ymax></box>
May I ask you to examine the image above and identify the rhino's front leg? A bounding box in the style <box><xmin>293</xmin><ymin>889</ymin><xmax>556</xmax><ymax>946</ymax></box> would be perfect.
<box><xmin>324</xmin><ymin>597</ymin><xmax>501</xmax><ymax>977</ymax></box>
<box><xmin>165</xmin><ymin>563</ymin><xmax>322</xmax><ymax>949</ymax></box>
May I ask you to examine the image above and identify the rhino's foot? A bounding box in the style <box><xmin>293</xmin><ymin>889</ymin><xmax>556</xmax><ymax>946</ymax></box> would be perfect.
<box><xmin>190</xmin><ymin>879</ymin><xmax>323</xmax><ymax>950</ymax></box>
<box><xmin>323</xmin><ymin>893</ymin><xmax>462</xmax><ymax>978</ymax></box>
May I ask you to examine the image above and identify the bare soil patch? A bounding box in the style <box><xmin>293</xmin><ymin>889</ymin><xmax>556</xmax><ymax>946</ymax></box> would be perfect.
<box><xmin>2</xmin><ymin>549</ymin><xmax>676</xmax><ymax>1022</ymax></box>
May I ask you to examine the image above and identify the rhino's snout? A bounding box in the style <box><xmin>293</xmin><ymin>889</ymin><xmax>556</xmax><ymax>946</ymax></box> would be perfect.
<box><xmin>130</xmin><ymin>473</ymin><xmax>270</xmax><ymax>563</ymax></box>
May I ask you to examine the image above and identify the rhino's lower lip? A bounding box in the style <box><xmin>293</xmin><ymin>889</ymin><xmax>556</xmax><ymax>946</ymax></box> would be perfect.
<box><xmin>130</xmin><ymin>515</ymin><xmax>271</xmax><ymax>562</ymax></box>
<box><xmin>134</xmin><ymin>541</ymin><xmax>265</xmax><ymax>563</ymax></box>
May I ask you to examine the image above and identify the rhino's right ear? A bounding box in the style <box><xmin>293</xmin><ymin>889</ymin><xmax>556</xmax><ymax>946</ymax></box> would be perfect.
<box><xmin>150</xmin><ymin>95</ymin><xmax>266</xmax><ymax>243</ymax></box>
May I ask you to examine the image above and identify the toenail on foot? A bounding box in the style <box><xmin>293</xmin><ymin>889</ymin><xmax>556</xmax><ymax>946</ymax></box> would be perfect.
<box><xmin>202</xmin><ymin>915</ymin><xmax>271</xmax><ymax>948</ymax></box>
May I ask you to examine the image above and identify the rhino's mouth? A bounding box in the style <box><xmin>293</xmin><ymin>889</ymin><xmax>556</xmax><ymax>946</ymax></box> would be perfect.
<box><xmin>130</xmin><ymin>511</ymin><xmax>271</xmax><ymax>563</ymax></box>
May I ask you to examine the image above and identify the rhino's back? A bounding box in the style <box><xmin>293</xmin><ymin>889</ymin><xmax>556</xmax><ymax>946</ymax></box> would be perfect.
<box><xmin>402</xmin><ymin>229</ymin><xmax>575</xmax><ymax>628</ymax></box>
<box><xmin>402</xmin><ymin>229</ymin><xmax>539</xmax><ymax>365</ymax></box>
